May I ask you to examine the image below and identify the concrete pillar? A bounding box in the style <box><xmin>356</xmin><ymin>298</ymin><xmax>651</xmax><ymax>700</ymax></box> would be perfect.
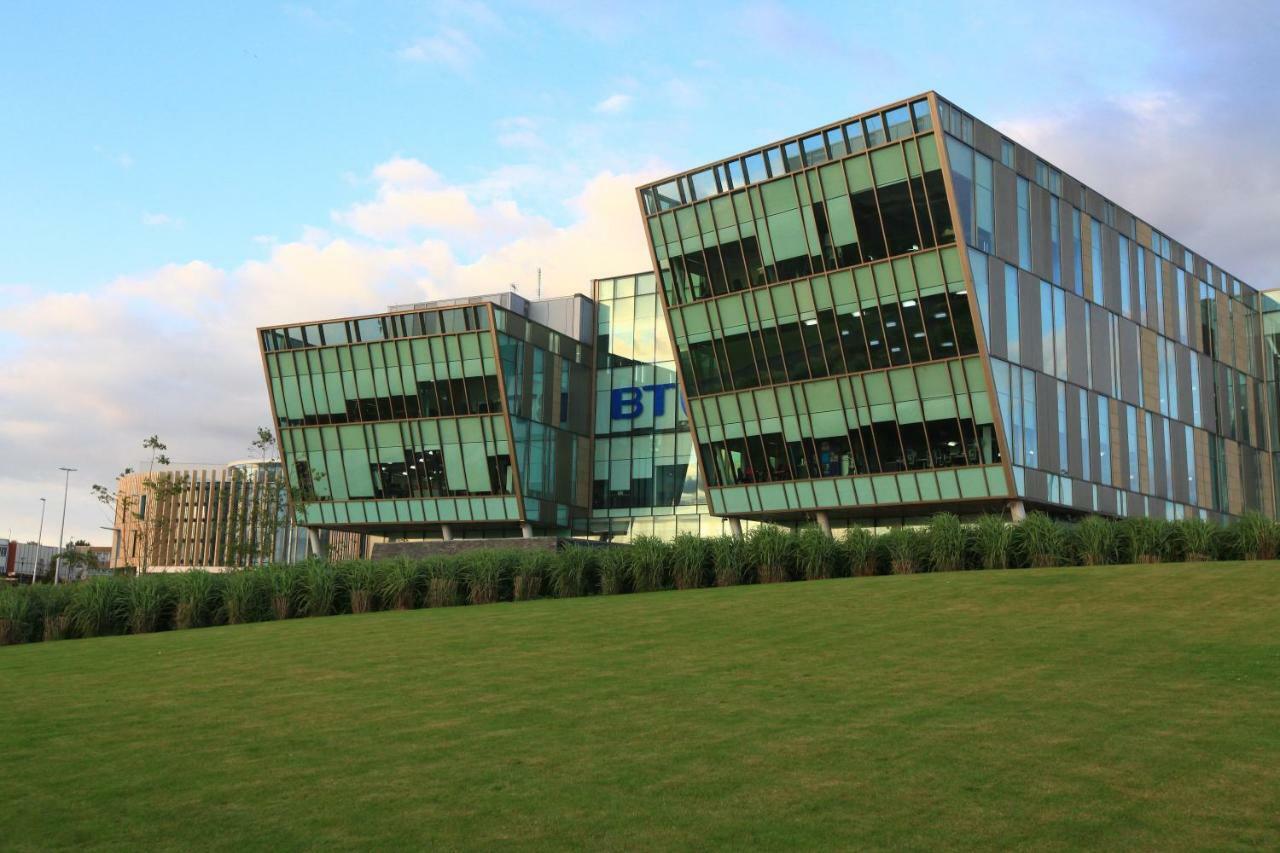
<box><xmin>728</xmin><ymin>517</ymin><xmax>743</xmax><ymax>539</ymax></box>
<box><xmin>521</xmin><ymin>522</ymin><xmax>534</xmax><ymax>539</ymax></box>
<box><xmin>305</xmin><ymin>527</ymin><xmax>326</xmax><ymax>560</ymax></box>
<box><xmin>441</xmin><ymin>524</ymin><xmax>454</xmax><ymax>542</ymax></box>
<box><xmin>1008</xmin><ymin>500</ymin><xmax>1027</xmax><ymax>522</ymax></box>
<box><xmin>815</xmin><ymin>510</ymin><xmax>832</xmax><ymax>537</ymax></box>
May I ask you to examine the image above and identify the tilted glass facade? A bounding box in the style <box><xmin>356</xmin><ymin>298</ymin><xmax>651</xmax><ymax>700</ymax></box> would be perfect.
<box><xmin>639</xmin><ymin>94</ymin><xmax>1009</xmax><ymax>522</ymax></box>
<box><xmin>260</xmin><ymin>300</ymin><xmax>593</xmax><ymax>536</ymax></box>
<box><xmin>937</xmin><ymin>95</ymin><xmax>1275</xmax><ymax>521</ymax></box>
<box><xmin>639</xmin><ymin>91</ymin><xmax>1279</xmax><ymax>524</ymax></box>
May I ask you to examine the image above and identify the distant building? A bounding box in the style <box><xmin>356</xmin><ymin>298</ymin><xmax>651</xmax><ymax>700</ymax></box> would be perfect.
<box><xmin>110</xmin><ymin>459</ymin><xmax>365</xmax><ymax>571</ymax></box>
<box><xmin>8</xmin><ymin>541</ymin><xmax>59</xmax><ymax>581</ymax></box>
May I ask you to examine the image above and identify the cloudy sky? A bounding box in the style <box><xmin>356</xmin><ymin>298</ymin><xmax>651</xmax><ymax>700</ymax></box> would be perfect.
<box><xmin>2</xmin><ymin>1</ymin><xmax>1277</xmax><ymax>543</ymax></box>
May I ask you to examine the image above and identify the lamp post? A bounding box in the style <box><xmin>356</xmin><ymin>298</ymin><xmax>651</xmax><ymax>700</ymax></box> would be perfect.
<box><xmin>33</xmin><ymin>497</ymin><xmax>46</xmax><ymax>585</ymax></box>
<box><xmin>53</xmin><ymin>467</ymin><xmax>76</xmax><ymax>585</ymax></box>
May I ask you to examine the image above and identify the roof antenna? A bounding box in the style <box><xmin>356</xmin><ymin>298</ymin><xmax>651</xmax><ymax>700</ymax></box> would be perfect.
<box><xmin>537</xmin><ymin>267</ymin><xmax>542</xmax><ymax>300</ymax></box>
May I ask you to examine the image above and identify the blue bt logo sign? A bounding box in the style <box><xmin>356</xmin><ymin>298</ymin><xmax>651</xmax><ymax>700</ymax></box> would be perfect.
<box><xmin>610</xmin><ymin>383</ymin><xmax>682</xmax><ymax>420</ymax></box>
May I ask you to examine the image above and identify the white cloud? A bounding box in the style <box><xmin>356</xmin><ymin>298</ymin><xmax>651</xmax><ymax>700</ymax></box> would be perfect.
<box><xmin>0</xmin><ymin>158</ymin><xmax>663</xmax><ymax>543</ymax></box>
<box><xmin>141</xmin><ymin>211</ymin><xmax>180</xmax><ymax>227</ymax></box>
<box><xmin>332</xmin><ymin>158</ymin><xmax>545</xmax><ymax>250</ymax></box>
<box><xmin>595</xmin><ymin>93</ymin><xmax>632</xmax><ymax>114</ymax></box>
<box><xmin>495</xmin><ymin>116</ymin><xmax>543</xmax><ymax>149</ymax></box>
<box><xmin>397</xmin><ymin>28</ymin><xmax>478</xmax><ymax>70</ymax></box>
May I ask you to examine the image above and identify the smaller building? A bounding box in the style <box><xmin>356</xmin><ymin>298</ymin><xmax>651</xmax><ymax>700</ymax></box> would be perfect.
<box><xmin>110</xmin><ymin>459</ymin><xmax>364</xmax><ymax>571</ymax></box>
<box><xmin>8</xmin><ymin>542</ymin><xmax>59</xmax><ymax>581</ymax></box>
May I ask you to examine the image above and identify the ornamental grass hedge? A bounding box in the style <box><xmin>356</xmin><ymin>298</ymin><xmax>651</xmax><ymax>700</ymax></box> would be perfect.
<box><xmin>2</xmin><ymin>511</ymin><xmax>1277</xmax><ymax>646</ymax></box>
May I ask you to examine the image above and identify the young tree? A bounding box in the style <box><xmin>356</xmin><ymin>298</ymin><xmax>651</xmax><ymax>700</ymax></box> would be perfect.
<box><xmin>250</xmin><ymin>426</ymin><xmax>278</xmax><ymax>462</ymax></box>
<box><xmin>224</xmin><ymin>429</ymin><xmax>290</xmax><ymax>567</ymax></box>
<box><xmin>224</xmin><ymin>462</ymin><xmax>286</xmax><ymax>567</ymax></box>
<box><xmin>90</xmin><ymin>437</ymin><xmax>180</xmax><ymax>574</ymax></box>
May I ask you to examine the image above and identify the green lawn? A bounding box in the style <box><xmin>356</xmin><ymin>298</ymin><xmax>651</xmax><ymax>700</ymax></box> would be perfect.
<box><xmin>3</xmin><ymin>562</ymin><xmax>1279</xmax><ymax>851</ymax></box>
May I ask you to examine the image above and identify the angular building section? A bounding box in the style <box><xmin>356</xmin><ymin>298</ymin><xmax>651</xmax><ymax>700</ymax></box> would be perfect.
<box><xmin>937</xmin><ymin>96</ymin><xmax>1275</xmax><ymax>521</ymax></box>
<box><xmin>637</xmin><ymin>91</ymin><xmax>1277</xmax><ymax>526</ymax></box>
<box><xmin>260</xmin><ymin>294</ymin><xmax>596</xmax><ymax>538</ymax></box>
<box><xmin>638</xmin><ymin>94</ymin><xmax>1006</xmax><ymax>527</ymax></box>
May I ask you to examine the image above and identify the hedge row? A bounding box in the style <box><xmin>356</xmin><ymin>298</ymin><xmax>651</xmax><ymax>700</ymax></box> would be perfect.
<box><xmin>2</xmin><ymin>511</ymin><xmax>1277</xmax><ymax>646</ymax></box>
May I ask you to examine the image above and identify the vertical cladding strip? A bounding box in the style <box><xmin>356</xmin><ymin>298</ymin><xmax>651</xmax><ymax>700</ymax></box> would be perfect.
<box><xmin>486</xmin><ymin>303</ymin><xmax>528</xmax><ymax>527</ymax></box>
<box><xmin>199</xmin><ymin>469</ymin><xmax>213</xmax><ymax>566</ymax></box>
<box><xmin>928</xmin><ymin>92</ymin><xmax>1019</xmax><ymax>501</ymax></box>
<box><xmin>636</xmin><ymin>187</ymin><xmax>722</xmax><ymax>518</ymax></box>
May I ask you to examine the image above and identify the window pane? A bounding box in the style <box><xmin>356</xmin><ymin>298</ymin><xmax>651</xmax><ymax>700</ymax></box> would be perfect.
<box><xmin>885</xmin><ymin>106</ymin><xmax>912</xmax><ymax>141</ymax></box>
<box><xmin>864</xmin><ymin>115</ymin><xmax>886</xmax><ymax>147</ymax></box>
<box><xmin>802</xmin><ymin>133</ymin><xmax>828</xmax><ymax>166</ymax></box>
<box><xmin>911</xmin><ymin>99</ymin><xmax>932</xmax><ymax>131</ymax></box>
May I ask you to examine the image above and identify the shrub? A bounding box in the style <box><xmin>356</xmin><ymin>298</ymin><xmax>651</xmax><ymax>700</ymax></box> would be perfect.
<box><xmin>1016</xmin><ymin>512</ymin><xmax>1068</xmax><ymax>568</ymax></box>
<box><xmin>794</xmin><ymin>526</ymin><xmax>838</xmax><ymax>581</ymax></box>
<box><xmin>841</xmin><ymin>527</ymin><xmax>878</xmax><ymax>576</ymax></box>
<box><xmin>33</xmin><ymin>585</ymin><xmax>74</xmax><ymax>641</ymax></box>
<box><xmin>118</xmin><ymin>575</ymin><xmax>173</xmax><ymax>634</ymax></box>
<box><xmin>628</xmin><ymin>535</ymin><xmax>670</xmax><ymax>593</ymax></box>
<box><xmin>1173</xmin><ymin>518</ymin><xmax>1216</xmax><ymax>562</ymax></box>
<box><xmin>711</xmin><ymin>536</ymin><xmax>750</xmax><ymax>586</ymax></box>
<box><xmin>670</xmin><ymin>533</ymin><xmax>709</xmax><ymax>590</ymax></box>
<box><xmin>1116</xmin><ymin>517</ymin><xmax>1163</xmax><ymax>564</ymax></box>
<box><xmin>552</xmin><ymin>547</ymin><xmax>595</xmax><ymax>598</ymax></box>
<box><xmin>425</xmin><ymin>559</ymin><xmax>461</xmax><ymax>608</ymax></box>
<box><xmin>926</xmin><ymin>513</ymin><xmax>966</xmax><ymax>572</ymax></box>
<box><xmin>298</xmin><ymin>560</ymin><xmax>337</xmax><ymax>617</ymax></box>
<box><xmin>69</xmin><ymin>576</ymin><xmax>126</xmax><ymax>638</ymax></box>
<box><xmin>881</xmin><ymin>527</ymin><xmax>922</xmax><ymax>574</ymax></box>
<box><xmin>465</xmin><ymin>550</ymin><xmax>513</xmax><ymax>605</ymax></box>
<box><xmin>597</xmin><ymin>548</ymin><xmax>630</xmax><ymax>595</ymax></box>
<box><xmin>0</xmin><ymin>588</ymin><xmax>32</xmax><ymax>645</ymax></box>
<box><xmin>1231</xmin><ymin>511</ymin><xmax>1277</xmax><ymax>561</ymax></box>
<box><xmin>749</xmin><ymin>526</ymin><xmax>792</xmax><ymax>583</ymax></box>
<box><xmin>513</xmin><ymin>552</ymin><xmax>550</xmax><ymax>601</ymax></box>
<box><xmin>172</xmin><ymin>570</ymin><xmax>219</xmax><ymax>629</ymax></box>
<box><xmin>221</xmin><ymin>570</ymin><xmax>262</xmax><ymax>625</ymax></box>
<box><xmin>972</xmin><ymin>514</ymin><xmax>1012</xmax><ymax>570</ymax></box>
<box><xmin>263</xmin><ymin>564</ymin><xmax>301</xmax><ymax>620</ymax></box>
<box><xmin>1073</xmin><ymin>516</ymin><xmax>1116</xmax><ymax>566</ymax></box>
<box><xmin>378</xmin><ymin>558</ymin><xmax>421</xmax><ymax>610</ymax></box>
<box><xmin>341</xmin><ymin>560</ymin><xmax>380</xmax><ymax>614</ymax></box>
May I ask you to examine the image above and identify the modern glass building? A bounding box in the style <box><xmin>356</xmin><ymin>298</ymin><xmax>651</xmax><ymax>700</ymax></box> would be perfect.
<box><xmin>261</xmin><ymin>91</ymin><xmax>1277</xmax><ymax>541</ymax></box>
<box><xmin>637</xmin><ymin>91</ymin><xmax>1277</xmax><ymax>528</ymax></box>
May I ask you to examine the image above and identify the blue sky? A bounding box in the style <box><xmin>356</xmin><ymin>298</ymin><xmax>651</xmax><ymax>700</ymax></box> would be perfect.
<box><xmin>2</xmin><ymin>1</ymin><xmax>1277</xmax><ymax>543</ymax></box>
<box><xmin>1</xmin><ymin>0</ymin><xmax>1171</xmax><ymax>287</ymax></box>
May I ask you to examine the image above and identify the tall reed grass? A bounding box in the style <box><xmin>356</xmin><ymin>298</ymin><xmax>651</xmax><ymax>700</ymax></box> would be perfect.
<box><xmin>3</xmin><ymin>513</ymin><xmax>1274</xmax><ymax>647</ymax></box>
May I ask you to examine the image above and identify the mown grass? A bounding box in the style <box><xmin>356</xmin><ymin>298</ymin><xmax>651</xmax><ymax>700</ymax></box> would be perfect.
<box><xmin>2</xmin><ymin>561</ymin><xmax>1278</xmax><ymax>851</ymax></box>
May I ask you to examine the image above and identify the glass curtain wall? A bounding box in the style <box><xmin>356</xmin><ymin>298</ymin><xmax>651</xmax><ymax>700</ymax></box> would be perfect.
<box><xmin>262</xmin><ymin>305</ymin><xmax>522</xmax><ymax>530</ymax></box>
<box><xmin>640</xmin><ymin>96</ymin><xmax>1007</xmax><ymax>520</ymax></box>
<box><xmin>591</xmin><ymin>272</ymin><xmax>739</xmax><ymax>539</ymax></box>
<box><xmin>941</xmin><ymin>95</ymin><xmax>1275</xmax><ymax>521</ymax></box>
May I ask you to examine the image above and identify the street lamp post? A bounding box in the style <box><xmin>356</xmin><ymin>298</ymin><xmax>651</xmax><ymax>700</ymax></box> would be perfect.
<box><xmin>33</xmin><ymin>497</ymin><xmax>46</xmax><ymax>585</ymax></box>
<box><xmin>53</xmin><ymin>467</ymin><xmax>76</xmax><ymax>585</ymax></box>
